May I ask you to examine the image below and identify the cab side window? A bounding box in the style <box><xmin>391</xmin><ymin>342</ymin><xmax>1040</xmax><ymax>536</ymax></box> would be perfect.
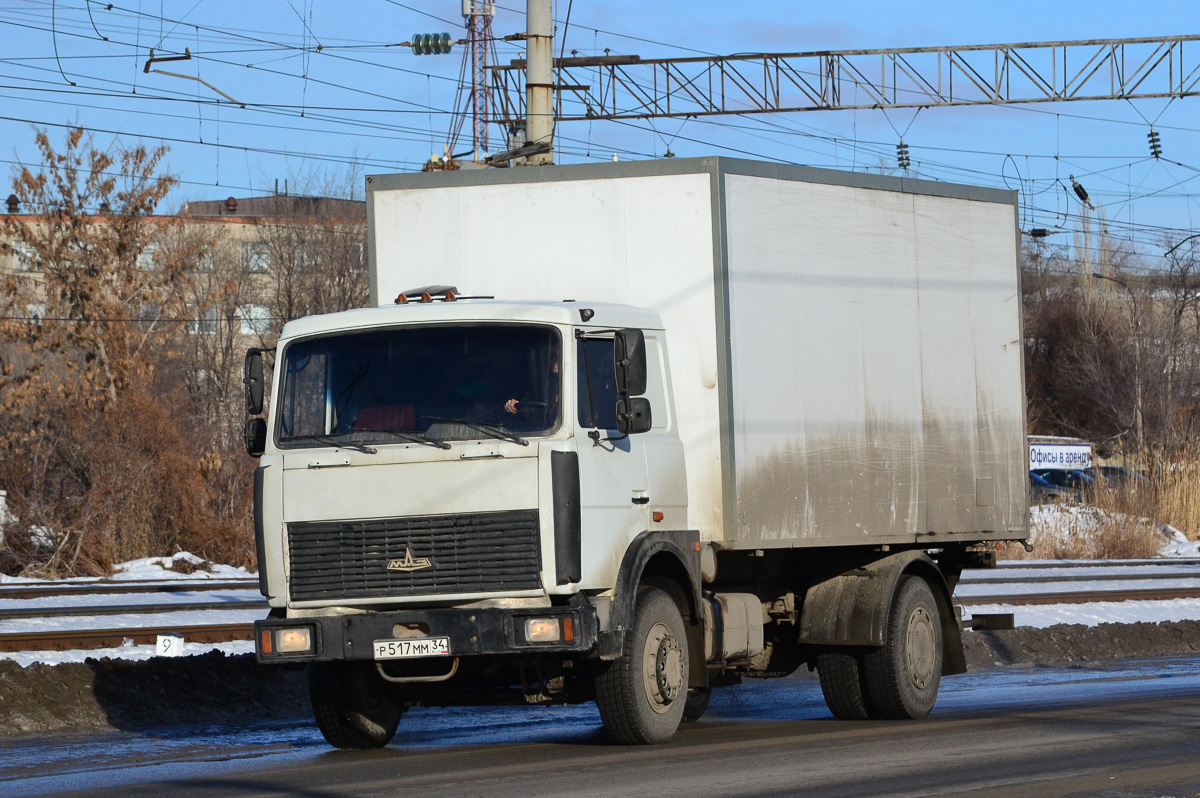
<box><xmin>577</xmin><ymin>338</ymin><xmax>619</xmax><ymax>430</ymax></box>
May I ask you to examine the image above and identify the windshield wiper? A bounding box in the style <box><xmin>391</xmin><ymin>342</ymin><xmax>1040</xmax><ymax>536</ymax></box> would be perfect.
<box><xmin>288</xmin><ymin>434</ymin><xmax>378</xmax><ymax>455</ymax></box>
<box><xmin>423</xmin><ymin>416</ymin><xmax>530</xmax><ymax>446</ymax></box>
<box><xmin>371</xmin><ymin>429</ymin><xmax>452</xmax><ymax>450</ymax></box>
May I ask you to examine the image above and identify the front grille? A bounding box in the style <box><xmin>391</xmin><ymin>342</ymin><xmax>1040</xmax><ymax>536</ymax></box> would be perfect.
<box><xmin>287</xmin><ymin>510</ymin><xmax>542</xmax><ymax>602</ymax></box>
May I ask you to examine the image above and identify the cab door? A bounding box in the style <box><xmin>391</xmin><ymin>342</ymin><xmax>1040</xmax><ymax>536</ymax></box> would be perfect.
<box><xmin>573</xmin><ymin>334</ymin><xmax>650</xmax><ymax>588</ymax></box>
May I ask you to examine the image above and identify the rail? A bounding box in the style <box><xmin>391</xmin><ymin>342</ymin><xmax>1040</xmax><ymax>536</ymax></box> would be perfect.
<box><xmin>0</xmin><ymin>579</ymin><xmax>257</xmax><ymax>600</ymax></box>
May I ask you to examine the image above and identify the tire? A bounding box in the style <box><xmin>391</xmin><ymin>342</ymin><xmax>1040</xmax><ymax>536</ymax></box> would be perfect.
<box><xmin>817</xmin><ymin>649</ymin><xmax>879</xmax><ymax>720</ymax></box>
<box><xmin>682</xmin><ymin>686</ymin><xmax>711</xmax><ymax>722</ymax></box>
<box><xmin>862</xmin><ymin>575</ymin><xmax>943</xmax><ymax>720</ymax></box>
<box><xmin>595</xmin><ymin>586</ymin><xmax>690</xmax><ymax>744</ymax></box>
<box><xmin>308</xmin><ymin>661</ymin><xmax>404</xmax><ymax>749</ymax></box>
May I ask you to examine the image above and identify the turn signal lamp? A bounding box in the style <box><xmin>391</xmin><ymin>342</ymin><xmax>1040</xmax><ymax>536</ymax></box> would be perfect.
<box><xmin>524</xmin><ymin>618</ymin><xmax>561</xmax><ymax>643</ymax></box>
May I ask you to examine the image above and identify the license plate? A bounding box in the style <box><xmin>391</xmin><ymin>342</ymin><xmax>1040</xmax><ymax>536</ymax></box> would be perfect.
<box><xmin>373</xmin><ymin>637</ymin><xmax>451</xmax><ymax>660</ymax></box>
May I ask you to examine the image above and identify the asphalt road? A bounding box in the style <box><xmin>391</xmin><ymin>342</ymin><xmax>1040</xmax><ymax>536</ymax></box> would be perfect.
<box><xmin>6</xmin><ymin>657</ymin><xmax>1200</xmax><ymax>798</ymax></box>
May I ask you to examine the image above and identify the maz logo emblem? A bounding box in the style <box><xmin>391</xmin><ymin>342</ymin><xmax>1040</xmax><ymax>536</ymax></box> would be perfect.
<box><xmin>386</xmin><ymin>548</ymin><xmax>432</xmax><ymax>572</ymax></box>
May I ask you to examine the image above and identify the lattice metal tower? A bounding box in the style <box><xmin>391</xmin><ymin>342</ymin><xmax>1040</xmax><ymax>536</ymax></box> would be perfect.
<box><xmin>465</xmin><ymin>0</ymin><xmax>495</xmax><ymax>157</ymax></box>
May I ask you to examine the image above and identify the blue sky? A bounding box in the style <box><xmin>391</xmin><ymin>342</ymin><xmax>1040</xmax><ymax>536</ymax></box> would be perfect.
<box><xmin>2</xmin><ymin>1</ymin><xmax>1199</xmax><ymax>261</ymax></box>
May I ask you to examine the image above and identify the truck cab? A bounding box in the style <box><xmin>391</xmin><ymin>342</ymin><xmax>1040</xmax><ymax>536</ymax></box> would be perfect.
<box><xmin>251</xmin><ymin>294</ymin><xmax>698</xmax><ymax>747</ymax></box>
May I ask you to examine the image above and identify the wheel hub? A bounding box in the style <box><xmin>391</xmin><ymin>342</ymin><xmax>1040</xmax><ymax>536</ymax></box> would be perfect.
<box><xmin>642</xmin><ymin>621</ymin><xmax>683</xmax><ymax>713</ymax></box>
<box><xmin>655</xmin><ymin>636</ymin><xmax>683</xmax><ymax>704</ymax></box>
<box><xmin>906</xmin><ymin>606</ymin><xmax>936</xmax><ymax>690</ymax></box>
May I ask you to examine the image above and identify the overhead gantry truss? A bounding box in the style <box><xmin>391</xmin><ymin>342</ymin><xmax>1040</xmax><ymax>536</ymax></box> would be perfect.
<box><xmin>489</xmin><ymin>35</ymin><xmax>1200</xmax><ymax>123</ymax></box>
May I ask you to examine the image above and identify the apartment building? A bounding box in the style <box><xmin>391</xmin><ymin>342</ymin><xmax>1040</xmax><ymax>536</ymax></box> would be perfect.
<box><xmin>2</xmin><ymin>191</ymin><xmax>367</xmax><ymax>339</ymax></box>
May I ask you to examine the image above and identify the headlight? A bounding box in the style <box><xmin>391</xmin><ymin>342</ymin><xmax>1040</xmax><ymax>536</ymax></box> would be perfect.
<box><xmin>524</xmin><ymin>618</ymin><xmax>561</xmax><ymax>643</ymax></box>
<box><xmin>276</xmin><ymin>627</ymin><xmax>313</xmax><ymax>654</ymax></box>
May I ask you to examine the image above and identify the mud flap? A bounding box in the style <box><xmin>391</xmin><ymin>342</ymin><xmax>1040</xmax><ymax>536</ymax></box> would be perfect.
<box><xmin>799</xmin><ymin>551</ymin><xmax>966</xmax><ymax>676</ymax></box>
<box><xmin>596</xmin><ymin>530</ymin><xmax>702</xmax><ymax>688</ymax></box>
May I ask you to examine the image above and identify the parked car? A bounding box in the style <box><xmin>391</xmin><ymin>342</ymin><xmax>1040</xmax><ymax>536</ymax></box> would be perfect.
<box><xmin>1029</xmin><ymin>468</ymin><xmax>1090</xmax><ymax>504</ymax></box>
<box><xmin>1085</xmin><ymin>465</ymin><xmax>1148</xmax><ymax>491</ymax></box>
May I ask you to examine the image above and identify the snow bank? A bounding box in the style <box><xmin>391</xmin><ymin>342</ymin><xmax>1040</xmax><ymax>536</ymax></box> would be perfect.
<box><xmin>0</xmin><ymin>551</ymin><xmax>253</xmax><ymax>584</ymax></box>
<box><xmin>1028</xmin><ymin>503</ymin><xmax>1200</xmax><ymax>558</ymax></box>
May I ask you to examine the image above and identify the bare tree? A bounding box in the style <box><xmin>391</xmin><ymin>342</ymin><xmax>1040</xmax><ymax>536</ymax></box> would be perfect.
<box><xmin>0</xmin><ymin>128</ymin><xmax>248</xmax><ymax>576</ymax></box>
<box><xmin>255</xmin><ymin>195</ymin><xmax>368</xmax><ymax>330</ymax></box>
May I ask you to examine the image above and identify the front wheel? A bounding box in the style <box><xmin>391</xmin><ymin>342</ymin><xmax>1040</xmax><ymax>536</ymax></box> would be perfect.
<box><xmin>862</xmin><ymin>575</ymin><xmax>943</xmax><ymax>719</ymax></box>
<box><xmin>595</xmin><ymin>586</ymin><xmax>690</xmax><ymax>744</ymax></box>
<box><xmin>309</xmin><ymin>661</ymin><xmax>404</xmax><ymax>749</ymax></box>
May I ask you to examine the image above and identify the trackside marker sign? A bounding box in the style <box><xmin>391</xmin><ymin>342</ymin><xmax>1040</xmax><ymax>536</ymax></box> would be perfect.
<box><xmin>1029</xmin><ymin>443</ymin><xmax>1092</xmax><ymax>470</ymax></box>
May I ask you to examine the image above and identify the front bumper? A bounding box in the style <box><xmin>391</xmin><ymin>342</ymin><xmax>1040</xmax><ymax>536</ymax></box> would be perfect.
<box><xmin>255</xmin><ymin>604</ymin><xmax>599</xmax><ymax>664</ymax></box>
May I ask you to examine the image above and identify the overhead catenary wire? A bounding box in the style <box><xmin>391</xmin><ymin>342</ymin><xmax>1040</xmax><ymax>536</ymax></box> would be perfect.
<box><xmin>1</xmin><ymin>3</ymin><xmax>1199</xmax><ymax>245</ymax></box>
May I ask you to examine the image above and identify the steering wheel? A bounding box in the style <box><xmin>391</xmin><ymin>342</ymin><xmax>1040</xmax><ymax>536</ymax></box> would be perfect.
<box><xmin>515</xmin><ymin>401</ymin><xmax>548</xmax><ymax>413</ymax></box>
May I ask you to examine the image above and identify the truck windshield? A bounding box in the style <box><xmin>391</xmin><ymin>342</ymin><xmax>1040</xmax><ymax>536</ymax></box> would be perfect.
<box><xmin>276</xmin><ymin>324</ymin><xmax>561</xmax><ymax>447</ymax></box>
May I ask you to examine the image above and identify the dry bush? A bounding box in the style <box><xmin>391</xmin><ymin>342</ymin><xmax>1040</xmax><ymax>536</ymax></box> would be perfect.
<box><xmin>1002</xmin><ymin>501</ymin><xmax>1164</xmax><ymax>561</ymax></box>
<box><xmin>0</xmin><ymin>369</ymin><xmax>252</xmax><ymax>577</ymax></box>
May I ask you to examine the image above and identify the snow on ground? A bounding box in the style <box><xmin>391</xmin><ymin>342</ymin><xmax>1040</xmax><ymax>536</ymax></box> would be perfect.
<box><xmin>1029</xmin><ymin>503</ymin><xmax>1200</xmax><ymax>558</ymax></box>
<box><xmin>0</xmin><ymin>588</ymin><xmax>262</xmax><ymax>612</ymax></box>
<box><xmin>0</xmin><ymin>552</ymin><xmax>252</xmax><ymax>584</ymax></box>
<box><xmin>2</xmin><ymin>640</ymin><xmax>254</xmax><ymax>668</ymax></box>
<box><xmin>954</xmin><ymin>576</ymin><xmax>1200</xmax><ymax>596</ymax></box>
<box><xmin>962</xmin><ymin>598</ymin><xmax>1200</xmax><ymax>628</ymax></box>
<box><xmin>1160</xmin><ymin>530</ymin><xmax>1200</xmax><ymax>557</ymax></box>
<box><xmin>0</xmin><ymin>552</ymin><xmax>259</xmax><ymax>666</ymax></box>
<box><xmin>0</xmin><ymin>608</ymin><xmax>267</xmax><ymax>635</ymax></box>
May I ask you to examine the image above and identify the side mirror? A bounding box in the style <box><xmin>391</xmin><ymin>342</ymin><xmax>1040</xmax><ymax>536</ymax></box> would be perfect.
<box><xmin>244</xmin><ymin>417</ymin><xmax>267</xmax><ymax>457</ymax></box>
<box><xmin>615</xmin><ymin>397</ymin><xmax>652</xmax><ymax>435</ymax></box>
<box><xmin>244</xmin><ymin>348</ymin><xmax>265</xmax><ymax>416</ymax></box>
<box><xmin>613</xmin><ymin>329</ymin><xmax>647</xmax><ymax>396</ymax></box>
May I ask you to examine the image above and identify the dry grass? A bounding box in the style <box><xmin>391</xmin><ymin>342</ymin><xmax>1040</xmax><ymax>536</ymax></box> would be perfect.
<box><xmin>1000</xmin><ymin>506</ymin><xmax>1163</xmax><ymax>561</ymax></box>
<box><xmin>1007</xmin><ymin>453</ymin><xmax>1200</xmax><ymax>560</ymax></box>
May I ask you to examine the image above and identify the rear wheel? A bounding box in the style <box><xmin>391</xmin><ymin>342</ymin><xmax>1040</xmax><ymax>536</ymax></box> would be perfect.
<box><xmin>309</xmin><ymin>661</ymin><xmax>404</xmax><ymax>749</ymax></box>
<box><xmin>682</xmin><ymin>686</ymin><xmax>712</xmax><ymax>722</ymax></box>
<box><xmin>863</xmin><ymin>575</ymin><xmax>943</xmax><ymax>719</ymax></box>
<box><xmin>595</xmin><ymin>586</ymin><xmax>689</xmax><ymax>744</ymax></box>
<box><xmin>817</xmin><ymin>649</ymin><xmax>879</xmax><ymax>720</ymax></box>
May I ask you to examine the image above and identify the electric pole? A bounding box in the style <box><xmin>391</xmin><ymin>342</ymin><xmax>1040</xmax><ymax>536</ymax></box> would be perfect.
<box><xmin>524</xmin><ymin>0</ymin><xmax>554</xmax><ymax>164</ymax></box>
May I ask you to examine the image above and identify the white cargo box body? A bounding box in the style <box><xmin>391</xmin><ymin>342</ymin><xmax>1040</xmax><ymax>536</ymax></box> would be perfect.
<box><xmin>367</xmin><ymin>158</ymin><xmax>1028</xmax><ymax>549</ymax></box>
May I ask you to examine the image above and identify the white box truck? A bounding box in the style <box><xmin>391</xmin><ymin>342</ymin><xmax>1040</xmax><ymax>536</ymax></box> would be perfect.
<box><xmin>247</xmin><ymin>157</ymin><xmax>1028</xmax><ymax>748</ymax></box>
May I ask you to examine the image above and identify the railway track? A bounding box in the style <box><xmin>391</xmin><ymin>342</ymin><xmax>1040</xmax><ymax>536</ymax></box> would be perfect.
<box><xmin>1</xmin><ymin>560</ymin><xmax>1198</xmax><ymax>653</ymax></box>
<box><xmin>957</xmin><ymin>586</ymin><xmax>1200</xmax><ymax>606</ymax></box>
<box><xmin>0</xmin><ymin>623</ymin><xmax>255</xmax><ymax>653</ymax></box>
<box><xmin>0</xmin><ymin>578</ymin><xmax>257</xmax><ymax>600</ymax></box>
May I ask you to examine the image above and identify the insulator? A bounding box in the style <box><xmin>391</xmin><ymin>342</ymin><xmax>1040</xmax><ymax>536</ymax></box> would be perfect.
<box><xmin>896</xmin><ymin>141</ymin><xmax>911</xmax><ymax>171</ymax></box>
<box><xmin>1148</xmin><ymin>129</ymin><xmax>1162</xmax><ymax>159</ymax></box>
<box><xmin>411</xmin><ymin>32</ymin><xmax>453</xmax><ymax>55</ymax></box>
